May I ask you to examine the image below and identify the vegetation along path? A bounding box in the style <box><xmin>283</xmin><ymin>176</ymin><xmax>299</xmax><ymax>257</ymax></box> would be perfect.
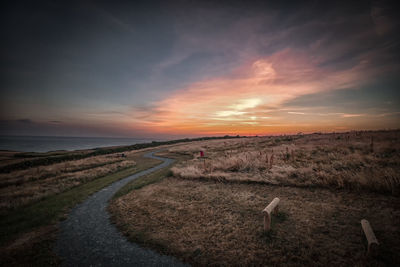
<box><xmin>55</xmin><ymin>151</ymin><xmax>186</xmax><ymax>266</ymax></box>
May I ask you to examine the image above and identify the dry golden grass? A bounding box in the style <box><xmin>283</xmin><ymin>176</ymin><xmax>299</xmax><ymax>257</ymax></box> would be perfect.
<box><xmin>109</xmin><ymin>130</ymin><xmax>400</xmax><ymax>265</ymax></box>
<box><xmin>0</xmin><ymin>142</ymin><xmax>185</xmax><ymax>213</ymax></box>
<box><xmin>109</xmin><ymin>177</ymin><xmax>400</xmax><ymax>266</ymax></box>
<box><xmin>171</xmin><ymin>131</ymin><xmax>400</xmax><ymax>195</ymax></box>
<box><xmin>0</xmin><ymin>153</ymin><xmax>136</xmax><ymax>212</ymax></box>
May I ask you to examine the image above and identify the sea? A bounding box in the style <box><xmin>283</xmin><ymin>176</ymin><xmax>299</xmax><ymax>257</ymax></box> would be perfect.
<box><xmin>0</xmin><ymin>136</ymin><xmax>163</xmax><ymax>153</ymax></box>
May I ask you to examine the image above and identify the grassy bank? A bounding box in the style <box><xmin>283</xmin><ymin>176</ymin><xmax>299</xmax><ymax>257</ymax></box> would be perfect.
<box><xmin>0</xmin><ymin>152</ymin><xmax>162</xmax><ymax>266</ymax></box>
<box><xmin>0</xmin><ymin>155</ymin><xmax>137</xmax><ymax>212</ymax></box>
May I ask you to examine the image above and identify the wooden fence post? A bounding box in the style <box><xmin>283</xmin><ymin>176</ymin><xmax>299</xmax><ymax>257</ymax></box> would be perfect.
<box><xmin>262</xmin><ymin>197</ymin><xmax>280</xmax><ymax>231</ymax></box>
<box><xmin>361</xmin><ymin>219</ymin><xmax>379</xmax><ymax>255</ymax></box>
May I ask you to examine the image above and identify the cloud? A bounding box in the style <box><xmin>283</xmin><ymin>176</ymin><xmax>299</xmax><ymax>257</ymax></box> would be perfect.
<box><xmin>132</xmin><ymin>47</ymin><xmax>378</xmax><ymax>135</ymax></box>
<box><xmin>370</xmin><ymin>0</ymin><xmax>397</xmax><ymax>36</ymax></box>
<box><xmin>288</xmin><ymin>112</ymin><xmax>306</xmax><ymax>115</ymax></box>
<box><xmin>342</xmin><ymin>113</ymin><xmax>365</xmax><ymax>118</ymax></box>
<box><xmin>17</xmin><ymin>119</ymin><xmax>32</xmax><ymax>124</ymax></box>
<box><xmin>2</xmin><ymin>1</ymin><xmax>399</xmax><ymax>137</ymax></box>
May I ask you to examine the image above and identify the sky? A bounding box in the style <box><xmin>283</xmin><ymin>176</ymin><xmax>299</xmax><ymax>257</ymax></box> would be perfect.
<box><xmin>1</xmin><ymin>0</ymin><xmax>399</xmax><ymax>138</ymax></box>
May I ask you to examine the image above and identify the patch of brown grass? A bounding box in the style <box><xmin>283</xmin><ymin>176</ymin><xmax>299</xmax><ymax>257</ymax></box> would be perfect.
<box><xmin>0</xmin><ymin>153</ymin><xmax>137</xmax><ymax>212</ymax></box>
<box><xmin>171</xmin><ymin>131</ymin><xmax>400</xmax><ymax>195</ymax></box>
<box><xmin>109</xmin><ymin>177</ymin><xmax>400</xmax><ymax>266</ymax></box>
<box><xmin>0</xmin><ymin>142</ymin><xmax>187</xmax><ymax>213</ymax></box>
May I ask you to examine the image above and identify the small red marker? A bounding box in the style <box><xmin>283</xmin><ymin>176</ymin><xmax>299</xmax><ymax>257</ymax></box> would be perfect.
<box><xmin>200</xmin><ymin>151</ymin><xmax>204</xmax><ymax>157</ymax></box>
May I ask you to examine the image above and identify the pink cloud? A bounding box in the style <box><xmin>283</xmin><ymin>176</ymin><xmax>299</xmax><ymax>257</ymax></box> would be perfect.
<box><xmin>133</xmin><ymin>48</ymin><xmax>376</xmax><ymax>135</ymax></box>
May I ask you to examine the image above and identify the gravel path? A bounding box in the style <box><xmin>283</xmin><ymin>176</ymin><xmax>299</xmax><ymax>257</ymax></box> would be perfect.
<box><xmin>55</xmin><ymin>151</ymin><xmax>187</xmax><ymax>266</ymax></box>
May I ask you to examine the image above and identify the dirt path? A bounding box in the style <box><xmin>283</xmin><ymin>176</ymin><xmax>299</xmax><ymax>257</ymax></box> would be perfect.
<box><xmin>55</xmin><ymin>151</ymin><xmax>187</xmax><ymax>266</ymax></box>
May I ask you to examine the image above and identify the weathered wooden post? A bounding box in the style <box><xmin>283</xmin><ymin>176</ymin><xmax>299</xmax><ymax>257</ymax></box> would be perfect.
<box><xmin>262</xmin><ymin>197</ymin><xmax>280</xmax><ymax>231</ymax></box>
<box><xmin>361</xmin><ymin>219</ymin><xmax>379</xmax><ymax>255</ymax></box>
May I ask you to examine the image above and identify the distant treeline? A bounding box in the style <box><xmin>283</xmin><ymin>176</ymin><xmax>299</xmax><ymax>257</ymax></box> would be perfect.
<box><xmin>0</xmin><ymin>135</ymin><xmax>242</xmax><ymax>173</ymax></box>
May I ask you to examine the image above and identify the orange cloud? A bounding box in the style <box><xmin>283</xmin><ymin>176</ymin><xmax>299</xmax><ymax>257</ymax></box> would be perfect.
<box><xmin>134</xmin><ymin>49</ymin><xmax>372</xmax><ymax>135</ymax></box>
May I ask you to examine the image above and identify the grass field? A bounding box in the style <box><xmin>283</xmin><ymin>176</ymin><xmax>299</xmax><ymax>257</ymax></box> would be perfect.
<box><xmin>171</xmin><ymin>130</ymin><xmax>400</xmax><ymax>194</ymax></box>
<box><xmin>0</xmin><ymin>137</ymin><xmax>239</xmax><ymax>266</ymax></box>
<box><xmin>109</xmin><ymin>130</ymin><xmax>400</xmax><ymax>266</ymax></box>
<box><xmin>0</xmin><ymin>150</ymin><xmax>162</xmax><ymax>266</ymax></box>
<box><xmin>1</xmin><ymin>131</ymin><xmax>399</xmax><ymax>266</ymax></box>
<box><xmin>0</xmin><ymin>153</ymin><xmax>136</xmax><ymax>212</ymax></box>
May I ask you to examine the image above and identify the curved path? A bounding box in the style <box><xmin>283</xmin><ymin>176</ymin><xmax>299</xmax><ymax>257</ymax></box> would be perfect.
<box><xmin>55</xmin><ymin>151</ymin><xmax>187</xmax><ymax>266</ymax></box>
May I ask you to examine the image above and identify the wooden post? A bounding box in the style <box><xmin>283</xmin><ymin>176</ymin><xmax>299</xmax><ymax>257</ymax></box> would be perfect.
<box><xmin>262</xmin><ymin>197</ymin><xmax>280</xmax><ymax>231</ymax></box>
<box><xmin>361</xmin><ymin>219</ymin><xmax>379</xmax><ymax>255</ymax></box>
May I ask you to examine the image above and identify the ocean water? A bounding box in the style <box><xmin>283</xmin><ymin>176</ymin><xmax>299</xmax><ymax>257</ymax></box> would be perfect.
<box><xmin>0</xmin><ymin>136</ymin><xmax>161</xmax><ymax>153</ymax></box>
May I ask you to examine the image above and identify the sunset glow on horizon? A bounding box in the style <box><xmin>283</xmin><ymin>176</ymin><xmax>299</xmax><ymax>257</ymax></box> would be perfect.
<box><xmin>134</xmin><ymin>48</ymin><xmax>392</xmax><ymax>136</ymax></box>
<box><xmin>1</xmin><ymin>1</ymin><xmax>399</xmax><ymax>138</ymax></box>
